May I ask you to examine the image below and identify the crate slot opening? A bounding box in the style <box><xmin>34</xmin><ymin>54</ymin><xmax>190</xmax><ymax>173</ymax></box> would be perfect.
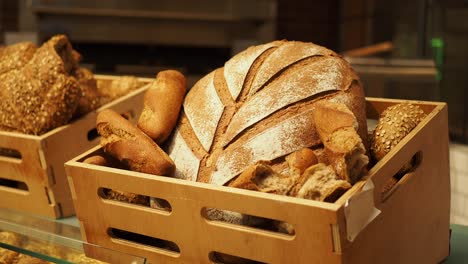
<box><xmin>381</xmin><ymin>151</ymin><xmax>423</xmax><ymax>202</ymax></box>
<box><xmin>209</xmin><ymin>251</ymin><xmax>265</xmax><ymax>264</ymax></box>
<box><xmin>202</xmin><ymin>207</ymin><xmax>296</xmax><ymax>236</ymax></box>
<box><xmin>98</xmin><ymin>188</ymin><xmax>172</xmax><ymax>212</ymax></box>
<box><xmin>108</xmin><ymin>228</ymin><xmax>180</xmax><ymax>254</ymax></box>
<box><xmin>87</xmin><ymin>128</ymin><xmax>99</xmax><ymax>141</ymax></box>
<box><xmin>0</xmin><ymin>147</ymin><xmax>22</xmax><ymax>161</ymax></box>
<box><xmin>0</xmin><ymin>178</ymin><xmax>28</xmax><ymax>192</ymax></box>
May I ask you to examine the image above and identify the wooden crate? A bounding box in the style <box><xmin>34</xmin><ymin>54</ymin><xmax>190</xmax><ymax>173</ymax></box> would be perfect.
<box><xmin>65</xmin><ymin>98</ymin><xmax>450</xmax><ymax>264</ymax></box>
<box><xmin>0</xmin><ymin>75</ymin><xmax>152</xmax><ymax>219</ymax></box>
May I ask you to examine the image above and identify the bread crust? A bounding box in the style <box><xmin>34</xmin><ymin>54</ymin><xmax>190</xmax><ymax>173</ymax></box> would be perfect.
<box><xmin>166</xmin><ymin>40</ymin><xmax>368</xmax><ymax>186</ymax></box>
<box><xmin>97</xmin><ymin>109</ymin><xmax>175</xmax><ymax>176</ymax></box>
<box><xmin>138</xmin><ymin>70</ymin><xmax>186</xmax><ymax>143</ymax></box>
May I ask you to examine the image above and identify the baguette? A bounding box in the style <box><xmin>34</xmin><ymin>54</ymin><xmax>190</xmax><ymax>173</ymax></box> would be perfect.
<box><xmin>96</xmin><ymin>109</ymin><xmax>175</xmax><ymax>176</ymax></box>
<box><xmin>138</xmin><ymin>70</ymin><xmax>186</xmax><ymax>143</ymax></box>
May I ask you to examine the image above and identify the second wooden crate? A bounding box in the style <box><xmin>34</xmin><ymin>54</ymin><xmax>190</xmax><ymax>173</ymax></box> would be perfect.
<box><xmin>0</xmin><ymin>75</ymin><xmax>152</xmax><ymax>219</ymax></box>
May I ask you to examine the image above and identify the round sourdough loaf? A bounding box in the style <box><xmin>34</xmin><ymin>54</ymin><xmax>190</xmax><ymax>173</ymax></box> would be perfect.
<box><xmin>167</xmin><ymin>40</ymin><xmax>367</xmax><ymax>185</ymax></box>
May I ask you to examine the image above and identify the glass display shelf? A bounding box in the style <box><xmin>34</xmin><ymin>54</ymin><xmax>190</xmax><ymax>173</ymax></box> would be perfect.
<box><xmin>0</xmin><ymin>208</ymin><xmax>146</xmax><ymax>264</ymax></box>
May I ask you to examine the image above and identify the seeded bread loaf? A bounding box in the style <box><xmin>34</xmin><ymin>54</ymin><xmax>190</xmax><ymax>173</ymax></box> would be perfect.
<box><xmin>167</xmin><ymin>40</ymin><xmax>367</xmax><ymax>185</ymax></box>
<box><xmin>0</xmin><ymin>35</ymin><xmax>81</xmax><ymax>135</ymax></box>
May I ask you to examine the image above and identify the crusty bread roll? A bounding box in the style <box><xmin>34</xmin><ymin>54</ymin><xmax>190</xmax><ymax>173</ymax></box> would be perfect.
<box><xmin>166</xmin><ymin>40</ymin><xmax>367</xmax><ymax>185</ymax></box>
<box><xmin>138</xmin><ymin>70</ymin><xmax>186</xmax><ymax>143</ymax></box>
<box><xmin>96</xmin><ymin>109</ymin><xmax>175</xmax><ymax>176</ymax></box>
<box><xmin>285</xmin><ymin>148</ymin><xmax>318</xmax><ymax>177</ymax></box>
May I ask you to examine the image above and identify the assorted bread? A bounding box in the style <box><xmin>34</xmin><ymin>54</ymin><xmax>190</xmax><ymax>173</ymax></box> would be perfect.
<box><xmin>0</xmin><ymin>35</ymin><xmax>142</xmax><ymax>135</ymax></box>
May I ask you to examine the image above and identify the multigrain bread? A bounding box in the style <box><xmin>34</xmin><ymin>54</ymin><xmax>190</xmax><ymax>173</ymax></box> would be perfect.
<box><xmin>0</xmin><ymin>42</ymin><xmax>36</xmax><ymax>74</ymax></box>
<box><xmin>371</xmin><ymin>103</ymin><xmax>426</xmax><ymax>162</ymax></box>
<box><xmin>96</xmin><ymin>109</ymin><xmax>175</xmax><ymax>176</ymax></box>
<box><xmin>74</xmin><ymin>67</ymin><xmax>100</xmax><ymax>117</ymax></box>
<box><xmin>138</xmin><ymin>70</ymin><xmax>186</xmax><ymax>143</ymax></box>
<box><xmin>167</xmin><ymin>40</ymin><xmax>368</xmax><ymax>185</ymax></box>
<box><xmin>0</xmin><ymin>35</ymin><xmax>81</xmax><ymax>135</ymax></box>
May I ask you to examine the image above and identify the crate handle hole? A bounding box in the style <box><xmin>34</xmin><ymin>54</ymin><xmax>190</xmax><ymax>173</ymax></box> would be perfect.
<box><xmin>120</xmin><ymin>110</ymin><xmax>134</xmax><ymax>120</ymax></box>
<box><xmin>0</xmin><ymin>147</ymin><xmax>22</xmax><ymax>160</ymax></box>
<box><xmin>202</xmin><ymin>207</ymin><xmax>295</xmax><ymax>236</ymax></box>
<box><xmin>209</xmin><ymin>251</ymin><xmax>265</xmax><ymax>264</ymax></box>
<box><xmin>87</xmin><ymin>128</ymin><xmax>99</xmax><ymax>141</ymax></box>
<box><xmin>108</xmin><ymin>228</ymin><xmax>180</xmax><ymax>254</ymax></box>
<box><xmin>381</xmin><ymin>151</ymin><xmax>423</xmax><ymax>202</ymax></box>
<box><xmin>0</xmin><ymin>178</ymin><xmax>28</xmax><ymax>192</ymax></box>
<box><xmin>98</xmin><ymin>188</ymin><xmax>172</xmax><ymax>212</ymax></box>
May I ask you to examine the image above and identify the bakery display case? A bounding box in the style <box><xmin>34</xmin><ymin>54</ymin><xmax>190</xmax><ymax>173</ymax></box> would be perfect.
<box><xmin>0</xmin><ymin>208</ymin><xmax>146</xmax><ymax>263</ymax></box>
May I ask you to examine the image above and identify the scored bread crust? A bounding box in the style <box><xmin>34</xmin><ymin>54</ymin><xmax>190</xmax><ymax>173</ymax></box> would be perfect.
<box><xmin>167</xmin><ymin>40</ymin><xmax>367</xmax><ymax>185</ymax></box>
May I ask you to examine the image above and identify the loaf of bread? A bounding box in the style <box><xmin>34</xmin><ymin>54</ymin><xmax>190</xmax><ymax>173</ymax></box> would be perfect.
<box><xmin>0</xmin><ymin>35</ymin><xmax>81</xmax><ymax>135</ymax></box>
<box><xmin>74</xmin><ymin>67</ymin><xmax>100</xmax><ymax>117</ymax></box>
<box><xmin>138</xmin><ymin>70</ymin><xmax>186</xmax><ymax>143</ymax></box>
<box><xmin>166</xmin><ymin>40</ymin><xmax>367</xmax><ymax>185</ymax></box>
<box><xmin>0</xmin><ymin>42</ymin><xmax>36</xmax><ymax>74</ymax></box>
<box><xmin>96</xmin><ymin>109</ymin><xmax>175</xmax><ymax>176</ymax></box>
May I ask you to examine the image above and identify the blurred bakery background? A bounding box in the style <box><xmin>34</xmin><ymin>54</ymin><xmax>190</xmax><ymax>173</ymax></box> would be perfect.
<box><xmin>0</xmin><ymin>0</ymin><xmax>467</xmax><ymax>224</ymax></box>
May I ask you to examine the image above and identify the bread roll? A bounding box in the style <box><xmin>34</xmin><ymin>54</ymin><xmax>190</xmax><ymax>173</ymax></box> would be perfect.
<box><xmin>286</xmin><ymin>148</ymin><xmax>318</xmax><ymax>177</ymax></box>
<box><xmin>96</xmin><ymin>109</ymin><xmax>175</xmax><ymax>176</ymax></box>
<box><xmin>166</xmin><ymin>40</ymin><xmax>367</xmax><ymax>185</ymax></box>
<box><xmin>138</xmin><ymin>70</ymin><xmax>186</xmax><ymax>143</ymax></box>
<box><xmin>371</xmin><ymin>103</ymin><xmax>426</xmax><ymax>161</ymax></box>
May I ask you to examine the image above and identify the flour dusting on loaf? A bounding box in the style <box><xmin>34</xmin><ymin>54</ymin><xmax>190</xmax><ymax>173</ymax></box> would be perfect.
<box><xmin>167</xmin><ymin>40</ymin><xmax>367</xmax><ymax>185</ymax></box>
<box><xmin>183</xmin><ymin>71</ymin><xmax>225</xmax><ymax>152</ymax></box>
<box><xmin>249</xmin><ymin>41</ymin><xmax>334</xmax><ymax>96</ymax></box>
<box><xmin>167</xmin><ymin>129</ymin><xmax>201</xmax><ymax>181</ymax></box>
<box><xmin>224</xmin><ymin>41</ymin><xmax>282</xmax><ymax>101</ymax></box>
<box><xmin>223</xmin><ymin>57</ymin><xmax>348</xmax><ymax>145</ymax></box>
